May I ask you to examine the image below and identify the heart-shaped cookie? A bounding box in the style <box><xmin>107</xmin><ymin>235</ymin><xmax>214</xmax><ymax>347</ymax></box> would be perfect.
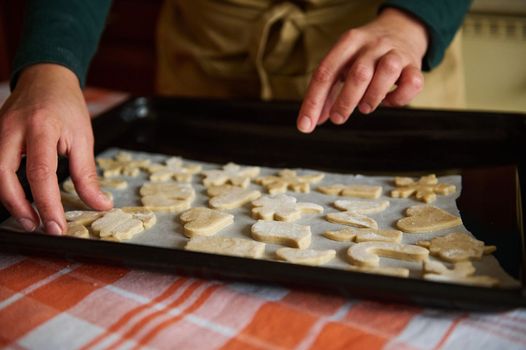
<box><xmin>179</xmin><ymin>207</ymin><xmax>234</xmax><ymax>237</ymax></box>
<box><xmin>396</xmin><ymin>205</ymin><xmax>462</xmax><ymax>233</ymax></box>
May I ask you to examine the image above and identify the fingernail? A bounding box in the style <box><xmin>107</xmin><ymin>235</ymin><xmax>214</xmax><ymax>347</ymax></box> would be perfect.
<box><xmin>45</xmin><ymin>221</ymin><xmax>63</xmax><ymax>236</ymax></box>
<box><xmin>359</xmin><ymin>102</ymin><xmax>372</xmax><ymax>114</ymax></box>
<box><xmin>17</xmin><ymin>218</ymin><xmax>36</xmax><ymax>232</ymax></box>
<box><xmin>331</xmin><ymin>113</ymin><xmax>346</xmax><ymax>124</ymax></box>
<box><xmin>100</xmin><ymin>191</ymin><xmax>113</xmax><ymax>204</ymax></box>
<box><xmin>298</xmin><ymin>116</ymin><xmax>312</xmax><ymax>133</ymax></box>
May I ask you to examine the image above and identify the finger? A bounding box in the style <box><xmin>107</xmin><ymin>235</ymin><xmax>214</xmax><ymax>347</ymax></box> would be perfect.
<box><xmin>69</xmin><ymin>138</ymin><xmax>113</xmax><ymax>211</ymax></box>
<box><xmin>318</xmin><ymin>80</ymin><xmax>344</xmax><ymax>125</ymax></box>
<box><xmin>384</xmin><ymin>65</ymin><xmax>424</xmax><ymax>107</ymax></box>
<box><xmin>0</xmin><ymin>132</ymin><xmax>39</xmax><ymax>231</ymax></box>
<box><xmin>297</xmin><ymin>30</ymin><xmax>365</xmax><ymax>133</ymax></box>
<box><xmin>358</xmin><ymin>51</ymin><xmax>404</xmax><ymax>114</ymax></box>
<box><xmin>25</xmin><ymin>127</ymin><xmax>65</xmax><ymax>235</ymax></box>
<box><xmin>330</xmin><ymin>57</ymin><xmax>375</xmax><ymax>124</ymax></box>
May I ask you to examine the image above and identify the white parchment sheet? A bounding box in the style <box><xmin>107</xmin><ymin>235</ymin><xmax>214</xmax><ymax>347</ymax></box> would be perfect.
<box><xmin>2</xmin><ymin>148</ymin><xmax>520</xmax><ymax>288</ymax></box>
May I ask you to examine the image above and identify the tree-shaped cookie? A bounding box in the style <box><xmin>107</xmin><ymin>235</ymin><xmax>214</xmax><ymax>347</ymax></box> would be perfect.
<box><xmin>255</xmin><ymin>169</ymin><xmax>324</xmax><ymax>194</ymax></box>
<box><xmin>97</xmin><ymin>151</ymin><xmax>150</xmax><ymax>177</ymax></box>
<box><xmin>347</xmin><ymin>241</ymin><xmax>429</xmax><ymax>268</ymax></box>
<box><xmin>202</xmin><ymin>163</ymin><xmax>260</xmax><ymax>188</ymax></box>
<box><xmin>390</xmin><ymin>174</ymin><xmax>455</xmax><ymax>203</ymax></box>
<box><xmin>317</xmin><ymin>184</ymin><xmax>382</xmax><ymax>199</ymax></box>
<box><xmin>147</xmin><ymin>157</ymin><xmax>202</xmax><ymax>182</ymax></box>
<box><xmin>179</xmin><ymin>207</ymin><xmax>234</xmax><ymax>237</ymax></box>
<box><xmin>396</xmin><ymin>205</ymin><xmax>462</xmax><ymax>233</ymax></box>
<box><xmin>251</xmin><ymin>220</ymin><xmax>311</xmax><ymax>249</ymax></box>
<box><xmin>140</xmin><ymin>182</ymin><xmax>195</xmax><ymax>212</ymax></box>
<box><xmin>417</xmin><ymin>232</ymin><xmax>496</xmax><ymax>262</ymax></box>
<box><xmin>251</xmin><ymin>194</ymin><xmax>323</xmax><ymax>222</ymax></box>
<box><xmin>207</xmin><ymin>185</ymin><xmax>261</xmax><ymax>210</ymax></box>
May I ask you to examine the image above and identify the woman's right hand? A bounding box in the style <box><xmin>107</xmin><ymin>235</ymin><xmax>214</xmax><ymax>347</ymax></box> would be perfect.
<box><xmin>0</xmin><ymin>63</ymin><xmax>113</xmax><ymax>235</ymax></box>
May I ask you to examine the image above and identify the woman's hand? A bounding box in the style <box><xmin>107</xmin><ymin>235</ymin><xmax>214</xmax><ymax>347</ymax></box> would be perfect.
<box><xmin>297</xmin><ymin>7</ymin><xmax>429</xmax><ymax>133</ymax></box>
<box><xmin>0</xmin><ymin>64</ymin><xmax>113</xmax><ymax>235</ymax></box>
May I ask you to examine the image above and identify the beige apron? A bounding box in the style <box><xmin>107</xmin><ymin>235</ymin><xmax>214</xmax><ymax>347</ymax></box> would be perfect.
<box><xmin>156</xmin><ymin>0</ymin><xmax>465</xmax><ymax>109</ymax></box>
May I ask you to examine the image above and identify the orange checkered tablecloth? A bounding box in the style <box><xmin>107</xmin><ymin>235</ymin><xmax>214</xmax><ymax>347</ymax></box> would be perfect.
<box><xmin>1</xmin><ymin>84</ymin><xmax>526</xmax><ymax>349</ymax></box>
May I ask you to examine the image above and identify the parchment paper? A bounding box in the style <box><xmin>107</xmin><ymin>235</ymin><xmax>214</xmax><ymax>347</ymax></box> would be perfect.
<box><xmin>2</xmin><ymin>148</ymin><xmax>520</xmax><ymax>288</ymax></box>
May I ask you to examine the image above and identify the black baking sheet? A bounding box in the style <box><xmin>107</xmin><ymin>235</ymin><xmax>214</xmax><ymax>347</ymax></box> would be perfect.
<box><xmin>1</xmin><ymin>96</ymin><xmax>525</xmax><ymax>310</ymax></box>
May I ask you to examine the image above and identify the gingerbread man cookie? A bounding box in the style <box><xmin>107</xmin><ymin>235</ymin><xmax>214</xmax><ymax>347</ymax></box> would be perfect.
<box><xmin>97</xmin><ymin>152</ymin><xmax>150</xmax><ymax>177</ymax></box>
<box><xmin>251</xmin><ymin>194</ymin><xmax>323</xmax><ymax>222</ymax></box>
<box><xmin>202</xmin><ymin>163</ymin><xmax>260</xmax><ymax>188</ymax></box>
<box><xmin>255</xmin><ymin>169</ymin><xmax>324</xmax><ymax>194</ymax></box>
<box><xmin>147</xmin><ymin>157</ymin><xmax>202</xmax><ymax>182</ymax></box>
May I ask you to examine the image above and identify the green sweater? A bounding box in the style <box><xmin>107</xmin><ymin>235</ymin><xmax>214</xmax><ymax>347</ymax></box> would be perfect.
<box><xmin>11</xmin><ymin>0</ymin><xmax>471</xmax><ymax>89</ymax></box>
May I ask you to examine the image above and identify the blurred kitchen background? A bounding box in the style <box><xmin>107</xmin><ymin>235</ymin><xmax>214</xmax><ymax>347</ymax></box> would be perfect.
<box><xmin>1</xmin><ymin>0</ymin><xmax>525</xmax><ymax>113</ymax></box>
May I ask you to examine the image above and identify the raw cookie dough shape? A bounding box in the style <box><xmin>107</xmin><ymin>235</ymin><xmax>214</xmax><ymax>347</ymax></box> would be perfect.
<box><xmin>317</xmin><ymin>184</ymin><xmax>382</xmax><ymax>199</ymax></box>
<box><xmin>326</xmin><ymin>211</ymin><xmax>378</xmax><ymax>229</ymax></box>
<box><xmin>179</xmin><ymin>207</ymin><xmax>234</xmax><ymax>237</ymax></box>
<box><xmin>121</xmin><ymin>207</ymin><xmax>157</xmax><ymax>229</ymax></box>
<box><xmin>396</xmin><ymin>205</ymin><xmax>462</xmax><ymax>233</ymax></box>
<box><xmin>390</xmin><ymin>174</ymin><xmax>456</xmax><ymax>203</ymax></box>
<box><xmin>333</xmin><ymin>199</ymin><xmax>390</xmax><ymax>214</ymax></box>
<box><xmin>347</xmin><ymin>241</ymin><xmax>429</xmax><ymax>267</ymax></box>
<box><xmin>97</xmin><ymin>151</ymin><xmax>150</xmax><ymax>177</ymax></box>
<box><xmin>255</xmin><ymin>169</ymin><xmax>324</xmax><ymax>194</ymax></box>
<box><xmin>62</xmin><ymin>177</ymin><xmax>128</xmax><ymax>194</ymax></box>
<box><xmin>140</xmin><ymin>182</ymin><xmax>195</xmax><ymax>212</ymax></box>
<box><xmin>423</xmin><ymin>260</ymin><xmax>475</xmax><ymax>277</ymax></box>
<box><xmin>91</xmin><ymin>209</ymin><xmax>146</xmax><ymax>241</ymax></box>
<box><xmin>417</xmin><ymin>232</ymin><xmax>496</xmax><ymax>262</ymax></box>
<box><xmin>348</xmin><ymin>265</ymin><xmax>410</xmax><ymax>278</ymax></box>
<box><xmin>323</xmin><ymin>227</ymin><xmax>402</xmax><ymax>243</ymax></box>
<box><xmin>65</xmin><ymin>210</ymin><xmax>103</xmax><ymax>226</ymax></box>
<box><xmin>185</xmin><ymin>236</ymin><xmax>265</xmax><ymax>258</ymax></box>
<box><xmin>147</xmin><ymin>157</ymin><xmax>202</xmax><ymax>182</ymax></box>
<box><xmin>202</xmin><ymin>163</ymin><xmax>260</xmax><ymax>188</ymax></box>
<box><xmin>251</xmin><ymin>220</ymin><xmax>311</xmax><ymax>249</ymax></box>
<box><xmin>252</xmin><ymin>194</ymin><xmax>324</xmax><ymax>221</ymax></box>
<box><xmin>423</xmin><ymin>260</ymin><xmax>498</xmax><ymax>287</ymax></box>
<box><xmin>208</xmin><ymin>186</ymin><xmax>261</xmax><ymax>210</ymax></box>
<box><xmin>66</xmin><ymin>223</ymin><xmax>90</xmax><ymax>239</ymax></box>
<box><xmin>276</xmin><ymin>248</ymin><xmax>336</xmax><ymax>266</ymax></box>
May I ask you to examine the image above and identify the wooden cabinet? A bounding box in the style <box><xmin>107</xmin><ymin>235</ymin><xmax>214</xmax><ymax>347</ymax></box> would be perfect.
<box><xmin>0</xmin><ymin>0</ymin><xmax>162</xmax><ymax>94</ymax></box>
